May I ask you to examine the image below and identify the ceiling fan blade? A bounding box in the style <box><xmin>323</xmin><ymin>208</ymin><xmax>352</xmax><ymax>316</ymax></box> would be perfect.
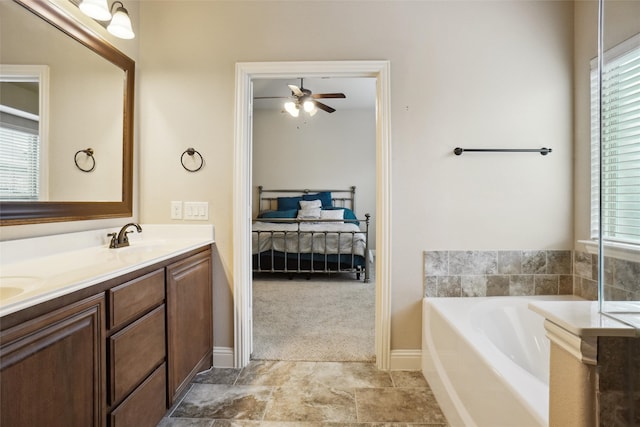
<box><xmin>312</xmin><ymin>93</ymin><xmax>346</xmax><ymax>99</ymax></box>
<box><xmin>288</xmin><ymin>84</ymin><xmax>304</xmax><ymax>97</ymax></box>
<box><xmin>313</xmin><ymin>101</ymin><xmax>336</xmax><ymax>113</ymax></box>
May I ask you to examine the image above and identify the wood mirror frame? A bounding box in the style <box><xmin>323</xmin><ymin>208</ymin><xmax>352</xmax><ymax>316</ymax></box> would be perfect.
<box><xmin>0</xmin><ymin>0</ymin><xmax>134</xmax><ymax>226</ymax></box>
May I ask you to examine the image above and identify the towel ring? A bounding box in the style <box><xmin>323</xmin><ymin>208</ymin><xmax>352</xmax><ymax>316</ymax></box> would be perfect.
<box><xmin>181</xmin><ymin>147</ymin><xmax>204</xmax><ymax>172</ymax></box>
<box><xmin>74</xmin><ymin>148</ymin><xmax>96</xmax><ymax>172</ymax></box>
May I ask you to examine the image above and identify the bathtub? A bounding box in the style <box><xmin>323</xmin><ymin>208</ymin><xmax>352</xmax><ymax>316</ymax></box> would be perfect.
<box><xmin>422</xmin><ymin>295</ymin><xmax>581</xmax><ymax>427</ymax></box>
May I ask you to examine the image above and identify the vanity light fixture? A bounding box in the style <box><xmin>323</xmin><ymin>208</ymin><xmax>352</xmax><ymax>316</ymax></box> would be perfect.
<box><xmin>77</xmin><ymin>0</ymin><xmax>135</xmax><ymax>39</ymax></box>
<box><xmin>107</xmin><ymin>1</ymin><xmax>135</xmax><ymax>40</ymax></box>
<box><xmin>78</xmin><ymin>0</ymin><xmax>111</xmax><ymax>21</ymax></box>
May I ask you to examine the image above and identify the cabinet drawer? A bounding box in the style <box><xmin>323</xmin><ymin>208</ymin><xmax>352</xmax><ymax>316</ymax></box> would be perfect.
<box><xmin>109</xmin><ymin>363</ymin><xmax>166</xmax><ymax>427</ymax></box>
<box><xmin>108</xmin><ymin>269</ymin><xmax>164</xmax><ymax>329</ymax></box>
<box><xmin>109</xmin><ymin>305</ymin><xmax>165</xmax><ymax>404</ymax></box>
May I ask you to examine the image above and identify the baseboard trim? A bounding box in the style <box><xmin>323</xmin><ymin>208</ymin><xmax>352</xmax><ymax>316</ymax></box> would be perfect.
<box><xmin>213</xmin><ymin>346</ymin><xmax>235</xmax><ymax>368</ymax></box>
<box><xmin>390</xmin><ymin>349</ymin><xmax>422</xmax><ymax>370</ymax></box>
<box><xmin>213</xmin><ymin>346</ymin><xmax>420</xmax><ymax>370</ymax></box>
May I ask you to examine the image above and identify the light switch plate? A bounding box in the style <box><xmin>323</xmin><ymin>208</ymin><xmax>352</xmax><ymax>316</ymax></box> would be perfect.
<box><xmin>170</xmin><ymin>201</ymin><xmax>183</xmax><ymax>219</ymax></box>
<box><xmin>184</xmin><ymin>201</ymin><xmax>208</xmax><ymax>220</ymax></box>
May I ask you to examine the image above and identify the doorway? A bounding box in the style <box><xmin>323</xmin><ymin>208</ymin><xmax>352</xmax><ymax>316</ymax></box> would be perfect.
<box><xmin>233</xmin><ymin>60</ymin><xmax>392</xmax><ymax>369</ymax></box>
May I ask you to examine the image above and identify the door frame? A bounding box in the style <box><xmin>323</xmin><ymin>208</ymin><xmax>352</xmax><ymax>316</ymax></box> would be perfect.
<box><xmin>233</xmin><ymin>60</ymin><xmax>392</xmax><ymax>369</ymax></box>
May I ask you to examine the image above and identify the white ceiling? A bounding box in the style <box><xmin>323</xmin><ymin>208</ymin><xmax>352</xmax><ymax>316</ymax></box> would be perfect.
<box><xmin>252</xmin><ymin>77</ymin><xmax>376</xmax><ymax>112</ymax></box>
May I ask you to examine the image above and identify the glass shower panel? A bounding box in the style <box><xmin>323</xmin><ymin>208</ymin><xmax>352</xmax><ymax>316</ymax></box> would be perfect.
<box><xmin>599</xmin><ymin>0</ymin><xmax>640</xmax><ymax>329</ymax></box>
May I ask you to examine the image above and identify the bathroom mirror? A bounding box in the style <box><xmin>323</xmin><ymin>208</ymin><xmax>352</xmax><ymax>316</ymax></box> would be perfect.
<box><xmin>0</xmin><ymin>0</ymin><xmax>134</xmax><ymax>225</ymax></box>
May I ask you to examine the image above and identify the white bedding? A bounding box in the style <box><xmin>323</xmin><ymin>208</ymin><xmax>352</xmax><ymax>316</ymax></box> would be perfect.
<box><xmin>252</xmin><ymin>221</ymin><xmax>367</xmax><ymax>257</ymax></box>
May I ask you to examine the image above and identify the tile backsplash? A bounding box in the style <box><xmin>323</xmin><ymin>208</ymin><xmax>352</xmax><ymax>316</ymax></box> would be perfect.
<box><xmin>424</xmin><ymin>249</ymin><xmax>640</xmax><ymax>300</ymax></box>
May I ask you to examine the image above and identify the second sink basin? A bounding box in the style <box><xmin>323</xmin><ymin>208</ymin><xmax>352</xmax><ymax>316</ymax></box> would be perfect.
<box><xmin>0</xmin><ymin>276</ymin><xmax>43</xmax><ymax>302</ymax></box>
<box><xmin>0</xmin><ymin>286</ymin><xmax>25</xmax><ymax>300</ymax></box>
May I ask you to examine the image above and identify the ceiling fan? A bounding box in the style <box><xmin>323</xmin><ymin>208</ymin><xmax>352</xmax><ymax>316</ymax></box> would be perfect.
<box><xmin>255</xmin><ymin>78</ymin><xmax>346</xmax><ymax>116</ymax></box>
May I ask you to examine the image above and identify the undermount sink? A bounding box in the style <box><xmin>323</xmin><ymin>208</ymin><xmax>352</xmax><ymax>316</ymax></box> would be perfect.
<box><xmin>0</xmin><ymin>286</ymin><xmax>25</xmax><ymax>299</ymax></box>
<box><xmin>0</xmin><ymin>276</ymin><xmax>42</xmax><ymax>301</ymax></box>
<box><xmin>120</xmin><ymin>239</ymin><xmax>168</xmax><ymax>250</ymax></box>
<box><xmin>113</xmin><ymin>239</ymin><xmax>183</xmax><ymax>255</ymax></box>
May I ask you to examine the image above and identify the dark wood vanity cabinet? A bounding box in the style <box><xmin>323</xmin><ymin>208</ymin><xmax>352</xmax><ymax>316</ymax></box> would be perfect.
<box><xmin>0</xmin><ymin>246</ymin><xmax>213</xmax><ymax>427</ymax></box>
<box><xmin>107</xmin><ymin>269</ymin><xmax>167</xmax><ymax>427</ymax></box>
<box><xmin>0</xmin><ymin>294</ymin><xmax>106</xmax><ymax>427</ymax></box>
<box><xmin>167</xmin><ymin>250</ymin><xmax>213</xmax><ymax>405</ymax></box>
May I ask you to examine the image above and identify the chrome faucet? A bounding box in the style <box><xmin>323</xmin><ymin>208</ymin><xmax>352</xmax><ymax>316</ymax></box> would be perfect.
<box><xmin>108</xmin><ymin>223</ymin><xmax>142</xmax><ymax>248</ymax></box>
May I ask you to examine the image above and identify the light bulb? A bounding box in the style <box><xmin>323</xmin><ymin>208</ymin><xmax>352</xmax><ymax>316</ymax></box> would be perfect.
<box><xmin>284</xmin><ymin>101</ymin><xmax>300</xmax><ymax>117</ymax></box>
<box><xmin>79</xmin><ymin>0</ymin><xmax>111</xmax><ymax>21</ymax></box>
<box><xmin>303</xmin><ymin>100</ymin><xmax>315</xmax><ymax>113</ymax></box>
<box><xmin>107</xmin><ymin>3</ymin><xmax>135</xmax><ymax>39</ymax></box>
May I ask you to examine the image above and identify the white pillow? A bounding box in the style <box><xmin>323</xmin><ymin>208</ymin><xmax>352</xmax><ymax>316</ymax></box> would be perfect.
<box><xmin>320</xmin><ymin>209</ymin><xmax>344</xmax><ymax>221</ymax></box>
<box><xmin>299</xmin><ymin>199</ymin><xmax>322</xmax><ymax>210</ymax></box>
<box><xmin>297</xmin><ymin>207</ymin><xmax>321</xmax><ymax>219</ymax></box>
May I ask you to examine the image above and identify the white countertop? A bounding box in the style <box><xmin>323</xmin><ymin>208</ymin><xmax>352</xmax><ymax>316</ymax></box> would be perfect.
<box><xmin>0</xmin><ymin>224</ymin><xmax>214</xmax><ymax>318</ymax></box>
<box><xmin>528</xmin><ymin>300</ymin><xmax>637</xmax><ymax>338</ymax></box>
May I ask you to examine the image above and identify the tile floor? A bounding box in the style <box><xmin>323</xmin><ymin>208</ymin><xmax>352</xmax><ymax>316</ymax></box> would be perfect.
<box><xmin>158</xmin><ymin>360</ymin><xmax>448</xmax><ymax>426</ymax></box>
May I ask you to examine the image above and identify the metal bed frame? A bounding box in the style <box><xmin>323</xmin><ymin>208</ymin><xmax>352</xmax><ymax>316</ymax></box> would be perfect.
<box><xmin>253</xmin><ymin>186</ymin><xmax>371</xmax><ymax>282</ymax></box>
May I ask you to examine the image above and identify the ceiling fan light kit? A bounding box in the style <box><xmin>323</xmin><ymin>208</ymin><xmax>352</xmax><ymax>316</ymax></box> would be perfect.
<box><xmin>303</xmin><ymin>100</ymin><xmax>316</xmax><ymax>113</ymax></box>
<box><xmin>284</xmin><ymin>101</ymin><xmax>300</xmax><ymax>117</ymax></box>
<box><xmin>256</xmin><ymin>78</ymin><xmax>346</xmax><ymax>117</ymax></box>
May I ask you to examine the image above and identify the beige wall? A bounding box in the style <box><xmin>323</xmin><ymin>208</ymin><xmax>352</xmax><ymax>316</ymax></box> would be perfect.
<box><xmin>252</xmin><ymin>107</ymin><xmax>377</xmax><ymax>247</ymax></box>
<box><xmin>138</xmin><ymin>0</ymin><xmax>574</xmax><ymax>351</ymax></box>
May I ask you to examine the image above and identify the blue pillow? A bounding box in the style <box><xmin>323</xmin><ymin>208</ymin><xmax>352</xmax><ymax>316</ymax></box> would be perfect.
<box><xmin>277</xmin><ymin>196</ymin><xmax>302</xmax><ymax>211</ymax></box>
<box><xmin>302</xmin><ymin>192</ymin><xmax>332</xmax><ymax>208</ymax></box>
<box><xmin>324</xmin><ymin>207</ymin><xmax>359</xmax><ymax>225</ymax></box>
<box><xmin>259</xmin><ymin>209</ymin><xmax>298</xmax><ymax>219</ymax></box>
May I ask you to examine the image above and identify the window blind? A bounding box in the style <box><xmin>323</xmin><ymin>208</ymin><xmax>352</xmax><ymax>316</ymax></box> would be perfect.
<box><xmin>590</xmin><ymin>33</ymin><xmax>640</xmax><ymax>245</ymax></box>
<box><xmin>0</xmin><ymin>110</ymin><xmax>40</xmax><ymax>201</ymax></box>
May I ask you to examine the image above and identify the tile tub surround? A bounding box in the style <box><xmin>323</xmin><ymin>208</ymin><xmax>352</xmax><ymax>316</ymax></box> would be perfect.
<box><xmin>159</xmin><ymin>361</ymin><xmax>448</xmax><ymax>426</ymax></box>
<box><xmin>574</xmin><ymin>250</ymin><xmax>640</xmax><ymax>302</ymax></box>
<box><xmin>424</xmin><ymin>250</ymin><xmax>574</xmax><ymax>298</ymax></box>
<box><xmin>597</xmin><ymin>336</ymin><xmax>640</xmax><ymax>427</ymax></box>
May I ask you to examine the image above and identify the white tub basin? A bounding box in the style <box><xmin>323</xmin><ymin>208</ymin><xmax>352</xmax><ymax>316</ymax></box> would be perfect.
<box><xmin>422</xmin><ymin>295</ymin><xmax>582</xmax><ymax>427</ymax></box>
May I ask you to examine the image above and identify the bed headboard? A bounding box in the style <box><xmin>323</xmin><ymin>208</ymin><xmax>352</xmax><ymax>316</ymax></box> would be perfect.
<box><xmin>257</xmin><ymin>186</ymin><xmax>357</xmax><ymax>215</ymax></box>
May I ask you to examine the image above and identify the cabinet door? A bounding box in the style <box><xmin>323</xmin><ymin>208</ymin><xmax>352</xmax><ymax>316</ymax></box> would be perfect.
<box><xmin>166</xmin><ymin>250</ymin><xmax>212</xmax><ymax>404</ymax></box>
<box><xmin>1</xmin><ymin>294</ymin><xmax>105</xmax><ymax>427</ymax></box>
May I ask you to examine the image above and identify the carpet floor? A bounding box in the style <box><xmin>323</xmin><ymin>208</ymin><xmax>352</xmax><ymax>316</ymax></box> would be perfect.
<box><xmin>252</xmin><ymin>273</ymin><xmax>375</xmax><ymax>362</ymax></box>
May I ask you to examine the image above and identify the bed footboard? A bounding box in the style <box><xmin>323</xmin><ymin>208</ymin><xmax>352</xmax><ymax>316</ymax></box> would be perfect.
<box><xmin>252</xmin><ymin>214</ymin><xmax>370</xmax><ymax>282</ymax></box>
